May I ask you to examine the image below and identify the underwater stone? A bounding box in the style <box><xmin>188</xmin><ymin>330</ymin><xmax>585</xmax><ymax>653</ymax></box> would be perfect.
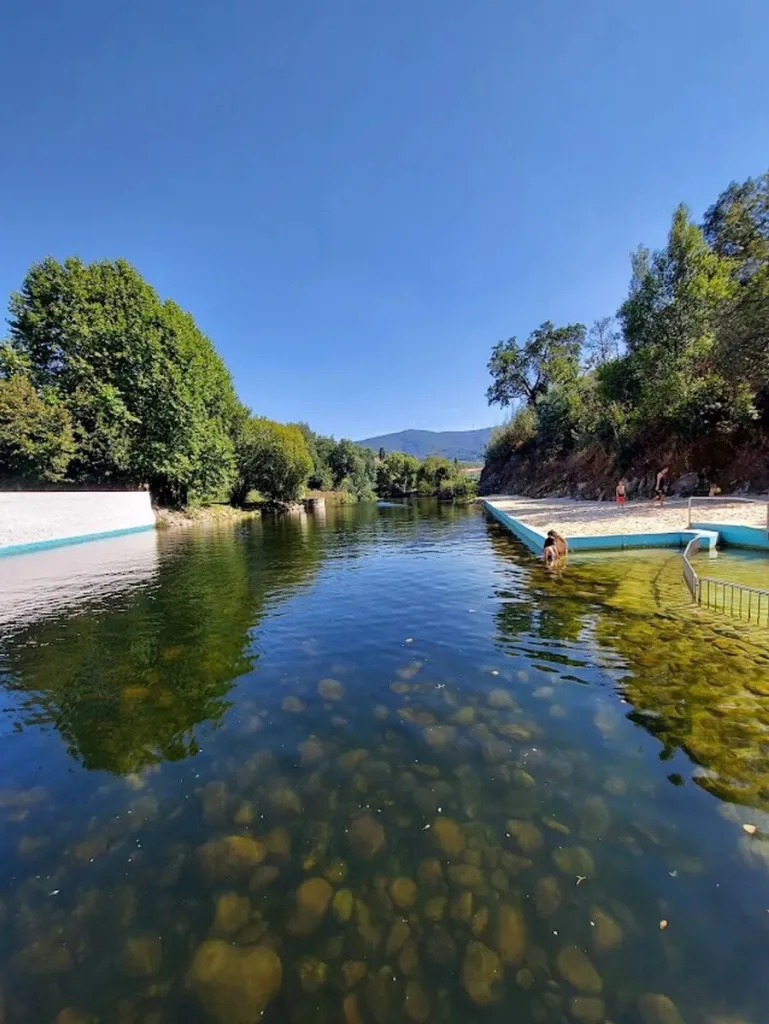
<box><xmin>386</xmin><ymin>919</ymin><xmax>411</xmax><ymax>955</ymax></box>
<box><xmin>497</xmin><ymin>904</ymin><xmax>526</xmax><ymax>966</ymax></box>
<box><xmin>201</xmin><ymin>781</ymin><xmax>229</xmax><ymax>824</ymax></box>
<box><xmin>318</xmin><ymin>678</ymin><xmax>344</xmax><ymax>701</ymax></box>
<box><xmin>399</xmin><ymin>939</ymin><xmax>420</xmax><ymax>976</ymax></box>
<box><xmin>268</xmin><ymin>784</ymin><xmax>303</xmax><ymax>814</ymax></box>
<box><xmin>122</xmin><ymin>935</ymin><xmax>162</xmax><ymax>977</ymax></box>
<box><xmin>190</xmin><ymin>940</ymin><xmax>281</xmax><ymax>1024</ymax></box>
<box><xmin>450</xmin><ymin>891</ymin><xmax>473</xmax><ymax>921</ymax></box>
<box><xmin>251</xmin><ymin>865</ymin><xmax>280</xmax><ymax>889</ymax></box>
<box><xmin>591</xmin><ymin>907</ymin><xmax>623</xmax><ymax>952</ymax></box>
<box><xmin>333</xmin><ymin>889</ymin><xmax>354</xmax><ymax>924</ymax></box>
<box><xmin>404</xmin><ymin>980</ymin><xmax>431</xmax><ymax>1023</ymax></box>
<box><xmin>299</xmin><ymin>739</ymin><xmax>325</xmax><ymax>766</ymax></box>
<box><xmin>198</xmin><ymin>836</ymin><xmax>267</xmax><ymax>882</ymax></box>
<box><xmin>448</xmin><ymin>864</ymin><xmax>484</xmax><ymax>888</ymax></box>
<box><xmin>417</xmin><ymin>857</ymin><xmax>443</xmax><ymax>885</ymax></box>
<box><xmin>637</xmin><ymin>994</ymin><xmax>686</xmax><ymax>1024</ymax></box>
<box><xmin>462</xmin><ymin>941</ymin><xmax>503</xmax><ymax>1005</ymax></box>
<box><xmin>432</xmin><ymin>816</ymin><xmax>465</xmax><ymax>856</ymax></box>
<box><xmin>233</xmin><ymin>801</ymin><xmax>255</xmax><ymax>826</ymax></box>
<box><xmin>282</xmin><ymin>696</ymin><xmax>306</xmax><ymax>713</ymax></box>
<box><xmin>424</xmin><ymin>896</ymin><xmax>448</xmax><ymax>922</ymax></box>
<box><xmin>266</xmin><ymin>826</ymin><xmax>291</xmax><ymax>858</ymax></box>
<box><xmin>423</xmin><ymin>725</ymin><xmax>457</xmax><ymax>750</ymax></box>
<box><xmin>570</xmin><ymin>996</ymin><xmax>606</xmax><ymax>1023</ymax></box>
<box><xmin>288</xmin><ymin>877</ymin><xmax>333</xmax><ymax>935</ymax></box>
<box><xmin>471</xmin><ymin>906</ymin><xmax>489</xmax><ymax>936</ymax></box>
<box><xmin>488</xmin><ymin>689</ymin><xmax>516</xmax><ymax>710</ymax></box>
<box><xmin>324</xmin><ymin>858</ymin><xmax>348</xmax><ymax>884</ymax></box>
<box><xmin>297</xmin><ymin>956</ymin><xmax>328</xmax><ymax>993</ymax></box>
<box><xmin>556</xmin><ymin>946</ymin><xmax>602</xmax><ymax>994</ymax></box>
<box><xmin>506</xmin><ymin>820</ymin><xmax>544</xmax><ymax>854</ymax></box>
<box><xmin>577</xmin><ymin>797</ymin><xmax>611</xmax><ymax>841</ymax></box>
<box><xmin>552</xmin><ymin>846</ymin><xmax>595</xmax><ymax>876</ymax></box>
<box><xmin>390</xmin><ymin>877</ymin><xmax>417</xmax><ymax>908</ymax></box>
<box><xmin>535</xmin><ymin>876</ymin><xmax>562</xmax><ymax>918</ymax></box>
<box><xmin>341</xmin><ymin>961</ymin><xmax>367</xmax><ymax>989</ymax></box>
<box><xmin>212</xmin><ymin>892</ymin><xmax>250</xmax><ymax>936</ymax></box>
<box><xmin>349</xmin><ymin>814</ymin><xmax>386</xmax><ymax>859</ymax></box>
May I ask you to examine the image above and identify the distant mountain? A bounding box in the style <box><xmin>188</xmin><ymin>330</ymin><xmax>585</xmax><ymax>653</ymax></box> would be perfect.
<box><xmin>357</xmin><ymin>427</ymin><xmax>494</xmax><ymax>462</ymax></box>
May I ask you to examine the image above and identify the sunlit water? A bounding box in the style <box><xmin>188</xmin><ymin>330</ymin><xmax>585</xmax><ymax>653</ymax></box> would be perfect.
<box><xmin>0</xmin><ymin>503</ymin><xmax>768</xmax><ymax>1024</ymax></box>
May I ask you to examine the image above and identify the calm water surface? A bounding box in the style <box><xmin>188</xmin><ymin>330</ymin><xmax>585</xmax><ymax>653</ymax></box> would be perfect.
<box><xmin>0</xmin><ymin>503</ymin><xmax>768</xmax><ymax>1024</ymax></box>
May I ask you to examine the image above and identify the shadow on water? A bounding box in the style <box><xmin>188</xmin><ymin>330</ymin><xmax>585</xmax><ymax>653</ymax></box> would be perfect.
<box><xmin>0</xmin><ymin>502</ymin><xmax>767</xmax><ymax>1024</ymax></box>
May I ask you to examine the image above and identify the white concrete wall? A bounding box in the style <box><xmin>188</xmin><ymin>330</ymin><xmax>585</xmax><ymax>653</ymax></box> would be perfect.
<box><xmin>0</xmin><ymin>491</ymin><xmax>156</xmax><ymax>553</ymax></box>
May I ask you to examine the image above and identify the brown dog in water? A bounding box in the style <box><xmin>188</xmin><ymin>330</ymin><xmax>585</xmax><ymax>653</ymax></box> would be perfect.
<box><xmin>542</xmin><ymin>529</ymin><xmax>568</xmax><ymax>566</ymax></box>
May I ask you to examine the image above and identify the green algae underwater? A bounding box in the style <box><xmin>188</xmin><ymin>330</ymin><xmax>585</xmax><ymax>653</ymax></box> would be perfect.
<box><xmin>0</xmin><ymin>502</ymin><xmax>767</xmax><ymax>1024</ymax></box>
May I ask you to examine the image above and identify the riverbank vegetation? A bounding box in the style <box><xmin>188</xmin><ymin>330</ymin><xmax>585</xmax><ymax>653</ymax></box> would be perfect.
<box><xmin>0</xmin><ymin>256</ymin><xmax>474</xmax><ymax>506</ymax></box>
<box><xmin>482</xmin><ymin>171</ymin><xmax>769</xmax><ymax>497</ymax></box>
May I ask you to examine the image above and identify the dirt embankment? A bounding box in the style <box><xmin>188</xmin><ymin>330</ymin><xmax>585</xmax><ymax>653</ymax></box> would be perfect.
<box><xmin>480</xmin><ymin>435</ymin><xmax>769</xmax><ymax>501</ymax></box>
<box><xmin>154</xmin><ymin>504</ymin><xmax>261</xmax><ymax>529</ymax></box>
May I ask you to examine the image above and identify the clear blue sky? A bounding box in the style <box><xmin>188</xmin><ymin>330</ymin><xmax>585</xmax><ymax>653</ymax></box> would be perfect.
<box><xmin>1</xmin><ymin>2</ymin><xmax>768</xmax><ymax>439</ymax></box>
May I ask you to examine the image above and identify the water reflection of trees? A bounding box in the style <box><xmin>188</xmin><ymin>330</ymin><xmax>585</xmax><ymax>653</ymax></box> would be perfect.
<box><xmin>487</xmin><ymin>518</ymin><xmax>769</xmax><ymax>807</ymax></box>
<box><xmin>0</xmin><ymin>516</ymin><xmax>328</xmax><ymax>774</ymax></box>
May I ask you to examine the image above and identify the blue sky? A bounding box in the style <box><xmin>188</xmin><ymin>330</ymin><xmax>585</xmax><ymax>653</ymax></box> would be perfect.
<box><xmin>1</xmin><ymin>2</ymin><xmax>768</xmax><ymax>439</ymax></box>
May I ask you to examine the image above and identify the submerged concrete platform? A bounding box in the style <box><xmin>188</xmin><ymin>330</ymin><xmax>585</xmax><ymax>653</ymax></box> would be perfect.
<box><xmin>483</xmin><ymin>496</ymin><xmax>769</xmax><ymax>554</ymax></box>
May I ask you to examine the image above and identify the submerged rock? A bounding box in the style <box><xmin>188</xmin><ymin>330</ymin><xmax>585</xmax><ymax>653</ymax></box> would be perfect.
<box><xmin>404</xmin><ymin>980</ymin><xmax>431</xmax><ymax>1023</ymax></box>
<box><xmin>488</xmin><ymin>689</ymin><xmax>516</xmax><ymax>710</ymax></box>
<box><xmin>233</xmin><ymin>801</ymin><xmax>255</xmax><ymax>826</ymax></box>
<box><xmin>390</xmin><ymin>877</ymin><xmax>417</xmax><ymax>908</ymax></box>
<box><xmin>265</xmin><ymin>826</ymin><xmax>291</xmax><ymax>858</ymax></box>
<box><xmin>424</xmin><ymin>896</ymin><xmax>448</xmax><ymax>922</ymax></box>
<box><xmin>386</xmin><ymin>920</ymin><xmax>411</xmax><ymax>955</ymax></box>
<box><xmin>324</xmin><ymin>857</ymin><xmax>348</xmax><ymax>884</ymax></box>
<box><xmin>201</xmin><ymin>781</ymin><xmax>229</xmax><ymax>824</ymax></box>
<box><xmin>268</xmin><ymin>784</ymin><xmax>303</xmax><ymax>814</ymax></box>
<box><xmin>341</xmin><ymin>961</ymin><xmax>367</xmax><ymax>989</ymax></box>
<box><xmin>450</xmin><ymin>891</ymin><xmax>473</xmax><ymax>921</ymax></box>
<box><xmin>452</xmin><ymin>706</ymin><xmax>476</xmax><ymax>726</ymax></box>
<box><xmin>423</xmin><ymin>724</ymin><xmax>457</xmax><ymax>750</ymax></box>
<box><xmin>199</xmin><ymin>836</ymin><xmax>266</xmax><ymax>882</ymax></box>
<box><xmin>472</xmin><ymin>906</ymin><xmax>489</xmax><ymax>936</ymax></box>
<box><xmin>417</xmin><ymin>857</ymin><xmax>443</xmax><ymax>885</ymax></box>
<box><xmin>299</xmin><ymin>739</ymin><xmax>325</xmax><ymax>766</ymax></box>
<box><xmin>462</xmin><ymin>941</ymin><xmax>503</xmax><ymax>1005</ymax></box>
<box><xmin>288</xmin><ymin>877</ymin><xmax>333</xmax><ymax>935</ymax></box>
<box><xmin>497</xmin><ymin>904</ymin><xmax>526</xmax><ymax>966</ymax></box>
<box><xmin>349</xmin><ymin>814</ymin><xmax>385</xmax><ymax>859</ymax></box>
<box><xmin>535</xmin><ymin>876</ymin><xmax>562</xmax><ymax>918</ymax></box>
<box><xmin>570</xmin><ymin>996</ymin><xmax>606</xmax><ymax>1022</ymax></box>
<box><xmin>122</xmin><ymin>935</ymin><xmax>162</xmax><ymax>977</ymax></box>
<box><xmin>282</xmin><ymin>696</ymin><xmax>306</xmax><ymax>713</ymax></box>
<box><xmin>212</xmin><ymin>892</ymin><xmax>250</xmax><ymax>936</ymax></box>
<box><xmin>318</xmin><ymin>678</ymin><xmax>344</xmax><ymax>701</ymax></box>
<box><xmin>251</xmin><ymin>865</ymin><xmax>280</xmax><ymax>889</ymax></box>
<box><xmin>556</xmin><ymin>946</ymin><xmax>602</xmax><ymax>994</ymax></box>
<box><xmin>190</xmin><ymin>940</ymin><xmax>282</xmax><ymax>1024</ymax></box>
<box><xmin>333</xmin><ymin>889</ymin><xmax>354</xmax><ymax>923</ymax></box>
<box><xmin>637</xmin><ymin>994</ymin><xmax>686</xmax><ymax>1024</ymax></box>
<box><xmin>448</xmin><ymin>864</ymin><xmax>484</xmax><ymax>888</ymax></box>
<box><xmin>552</xmin><ymin>846</ymin><xmax>595</xmax><ymax>876</ymax></box>
<box><xmin>297</xmin><ymin>956</ymin><xmax>328</xmax><ymax>993</ymax></box>
<box><xmin>577</xmin><ymin>797</ymin><xmax>611</xmax><ymax>841</ymax></box>
<box><xmin>507</xmin><ymin>820</ymin><xmax>544</xmax><ymax>854</ymax></box>
<box><xmin>16</xmin><ymin>939</ymin><xmax>73</xmax><ymax>975</ymax></box>
<box><xmin>399</xmin><ymin>939</ymin><xmax>420</xmax><ymax>976</ymax></box>
<box><xmin>432</xmin><ymin>816</ymin><xmax>465</xmax><ymax>856</ymax></box>
<box><xmin>364</xmin><ymin>967</ymin><xmax>398</xmax><ymax>1024</ymax></box>
<box><xmin>591</xmin><ymin>907</ymin><xmax>623</xmax><ymax>952</ymax></box>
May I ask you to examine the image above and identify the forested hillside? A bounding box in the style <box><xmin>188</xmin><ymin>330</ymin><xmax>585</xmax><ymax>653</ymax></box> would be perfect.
<box><xmin>481</xmin><ymin>172</ymin><xmax>769</xmax><ymax>498</ymax></box>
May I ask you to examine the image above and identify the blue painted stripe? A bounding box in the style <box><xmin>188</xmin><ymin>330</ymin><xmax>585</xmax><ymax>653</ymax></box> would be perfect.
<box><xmin>0</xmin><ymin>523</ymin><xmax>156</xmax><ymax>558</ymax></box>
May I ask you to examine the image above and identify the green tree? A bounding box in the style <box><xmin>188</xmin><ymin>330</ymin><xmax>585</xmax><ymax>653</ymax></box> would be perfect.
<box><xmin>378</xmin><ymin>446</ymin><xmax>387</xmax><ymax>461</ymax></box>
<box><xmin>4</xmin><ymin>257</ymin><xmax>242</xmax><ymax>504</ymax></box>
<box><xmin>486</xmin><ymin>321</ymin><xmax>585</xmax><ymax>409</ymax></box>
<box><xmin>417</xmin><ymin>455</ymin><xmax>453</xmax><ymax>495</ymax></box>
<box><xmin>703</xmin><ymin>173</ymin><xmax>769</xmax><ymax>265</ymax></box>
<box><xmin>0</xmin><ymin>374</ymin><xmax>75</xmax><ymax>481</ymax></box>
<box><xmin>376</xmin><ymin>451</ymin><xmax>419</xmax><ymax>497</ymax></box>
<box><xmin>232</xmin><ymin>417</ymin><xmax>312</xmax><ymax>504</ymax></box>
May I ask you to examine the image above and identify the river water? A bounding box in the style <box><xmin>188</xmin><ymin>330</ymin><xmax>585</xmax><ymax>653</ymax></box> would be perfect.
<box><xmin>0</xmin><ymin>502</ymin><xmax>767</xmax><ymax>1024</ymax></box>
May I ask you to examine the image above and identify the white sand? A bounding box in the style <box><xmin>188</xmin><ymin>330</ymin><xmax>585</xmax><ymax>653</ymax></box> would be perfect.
<box><xmin>484</xmin><ymin>495</ymin><xmax>768</xmax><ymax>539</ymax></box>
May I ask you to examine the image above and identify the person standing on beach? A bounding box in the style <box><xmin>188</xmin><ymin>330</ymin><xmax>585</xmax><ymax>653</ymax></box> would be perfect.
<box><xmin>615</xmin><ymin>479</ymin><xmax>626</xmax><ymax>509</ymax></box>
<box><xmin>652</xmin><ymin>466</ymin><xmax>669</xmax><ymax>506</ymax></box>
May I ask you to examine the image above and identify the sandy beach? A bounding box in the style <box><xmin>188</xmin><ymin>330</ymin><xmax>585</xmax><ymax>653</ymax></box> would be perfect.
<box><xmin>484</xmin><ymin>495</ymin><xmax>768</xmax><ymax>538</ymax></box>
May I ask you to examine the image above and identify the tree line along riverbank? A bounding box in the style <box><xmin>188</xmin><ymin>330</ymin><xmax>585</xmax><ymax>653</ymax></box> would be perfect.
<box><xmin>0</xmin><ymin>258</ymin><xmax>473</xmax><ymax>508</ymax></box>
<box><xmin>480</xmin><ymin>170</ymin><xmax>769</xmax><ymax>499</ymax></box>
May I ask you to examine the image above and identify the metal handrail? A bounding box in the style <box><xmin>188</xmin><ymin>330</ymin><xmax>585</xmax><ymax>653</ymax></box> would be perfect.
<box><xmin>681</xmin><ymin>534</ymin><xmax>768</xmax><ymax>627</ymax></box>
